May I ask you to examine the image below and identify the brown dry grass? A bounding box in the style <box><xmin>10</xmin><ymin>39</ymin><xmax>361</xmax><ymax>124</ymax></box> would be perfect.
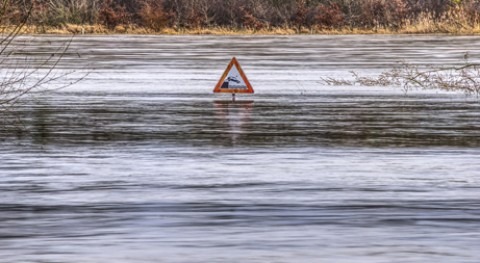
<box><xmin>8</xmin><ymin>18</ymin><xmax>480</xmax><ymax>35</ymax></box>
<box><xmin>397</xmin><ymin>9</ymin><xmax>480</xmax><ymax>35</ymax></box>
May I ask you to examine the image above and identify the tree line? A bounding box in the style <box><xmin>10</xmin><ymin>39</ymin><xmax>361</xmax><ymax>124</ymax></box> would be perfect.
<box><xmin>4</xmin><ymin>0</ymin><xmax>480</xmax><ymax>31</ymax></box>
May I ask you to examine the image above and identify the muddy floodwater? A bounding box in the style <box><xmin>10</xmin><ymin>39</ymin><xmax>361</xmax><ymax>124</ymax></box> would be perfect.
<box><xmin>1</xmin><ymin>35</ymin><xmax>480</xmax><ymax>263</ymax></box>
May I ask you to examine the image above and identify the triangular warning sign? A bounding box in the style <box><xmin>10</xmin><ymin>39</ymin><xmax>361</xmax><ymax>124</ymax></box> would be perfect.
<box><xmin>214</xmin><ymin>57</ymin><xmax>254</xmax><ymax>94</ymax></box>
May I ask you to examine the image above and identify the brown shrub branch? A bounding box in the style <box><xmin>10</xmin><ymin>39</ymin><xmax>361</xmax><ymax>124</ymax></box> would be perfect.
<box><xmin>1</xmin><ymin>1</ymin><xmax>86</xmax><ymax>111</ymax></box>
<box><xmin>322</xmin><ymin>57</ymin><xmax>480</xmax><ymax>96</ymax></box>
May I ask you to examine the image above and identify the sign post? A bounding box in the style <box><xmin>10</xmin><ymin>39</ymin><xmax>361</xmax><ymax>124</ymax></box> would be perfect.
<box><xmin>213</xmin><ymin>57</ymin><xmax>254</xmax><ymax>101</ymax></box>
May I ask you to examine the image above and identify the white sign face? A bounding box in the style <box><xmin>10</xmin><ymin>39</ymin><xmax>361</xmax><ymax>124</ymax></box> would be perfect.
<box><xmin>221</xmin><ymin>65</ymin><xmax>248</xmax><ymax>89</ymax></box>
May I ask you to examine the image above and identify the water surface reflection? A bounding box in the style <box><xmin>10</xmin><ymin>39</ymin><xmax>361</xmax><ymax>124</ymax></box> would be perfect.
<box><xmin>214</xmin><ymin>100</ymin><xmax>254</xmax><ymax>145</ymax></box>
<box><xmin>3</xmin><ymin>93</ymin><xmax>479</xmax><ymax>147</ymax></box>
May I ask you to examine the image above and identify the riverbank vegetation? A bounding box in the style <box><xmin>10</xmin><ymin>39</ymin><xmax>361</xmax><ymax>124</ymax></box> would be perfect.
<box><xmin>4</xmin><ymin>0</ymin><xmax>480</xmax><ymax>34</ymax></box>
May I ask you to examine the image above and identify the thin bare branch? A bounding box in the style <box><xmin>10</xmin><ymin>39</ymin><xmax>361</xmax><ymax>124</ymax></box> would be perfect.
<box><xmin>322</xmin><ymin>58</ymin><xmax>480</xmax><ymax>96</ymax></box>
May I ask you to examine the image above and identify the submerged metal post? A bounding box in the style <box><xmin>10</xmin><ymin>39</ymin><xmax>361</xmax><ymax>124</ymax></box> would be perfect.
<box><xmin>232</xmin><ymin>93</ymin><xmax>236</xmax><ymax>102</ymax></box>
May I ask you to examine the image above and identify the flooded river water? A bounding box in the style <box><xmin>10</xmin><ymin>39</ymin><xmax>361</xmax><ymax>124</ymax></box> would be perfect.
<box><xmin>1</xmin><ymin>35</ymin><xmax>480</xmax><ymax>262</ymax></box>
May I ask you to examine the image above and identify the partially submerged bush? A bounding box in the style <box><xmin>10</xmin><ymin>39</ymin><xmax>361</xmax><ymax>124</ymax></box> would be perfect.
<box><xmin>1</xmin><ymin>1</ymin><xmax>84</xmax><ymax>110</ymax></box>
<box><xmin>0</xmin><ymin>37</ymin><xmax>80</xmax><ymax>109</ymax></box>
<box><xmin>322</xmin><ymin>56</ymin><xmax>480</xmax><ymax>96</ymax></box>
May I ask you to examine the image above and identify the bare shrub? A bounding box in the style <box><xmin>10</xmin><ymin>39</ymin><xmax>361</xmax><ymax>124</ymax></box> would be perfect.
<box><xmin>0</xmin><ymin>37</ymin><xmax>83</xmax><ymax>108</ymax></box>
<box><xmin>354</xmin><ymin>0</ymin><xmax>408</xmax><ymax>29</ymax></box>
<box><xmin>359</xmin><ymin>0</ymin><xmax>387</xmax><ymax>28</ymax></box>
<box><xmin>264</xmin><ymin>0</ymin><xmax>297</xmax><ymax>27</ymax></box>
<box><xmin>1</xmin><ymin>1</ymin><xmax>84</xmax><ymax>116</ymax></box>
<box><xmin>320</xmin><ymin>77</ymin><xmax>353</xmax><ymax>86</ymax></box>
<box><xmin>138</xmin><ymin>0</ymin><xmax>171</xmax><ymax>31</ymax></box>
<box><xmin>291</xmin><ymin>0</ymin><xmax>308</xmax><ymax>30</ymax></box>
<box><xmin>312</xmin><ymin>3</ymin><xmax>345</xmax><ymax>28</ymax></box>
<box><xmin>321</xmin><ymin>56</ymin><xmax>480</xmax><ymax>96</ymax></box>
<box><xmin>98</xmin><ymin>0</ymin><xmax>131</xmax><ymax>29</ymax></box>
<box><xmin>393</xmin><ymin>61</ymin><xmax>480</xmax><ymax>95</ymax></box>
<box><xmin>242</xmin><ymin>11</ymin><xmax>266</xmax><ymax>30</ymax></box>
<box><xmin>460</xmin><ymin>0</ymin><xmax>480</xmax><ymax>27</ymax></box>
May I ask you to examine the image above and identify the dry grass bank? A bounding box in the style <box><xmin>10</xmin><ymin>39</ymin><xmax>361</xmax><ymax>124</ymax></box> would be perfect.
<box><xmin>10</xmin><ymin>23</ymin><xmax>480</xmax><ymax>35</ymax></box>
<box><xmin>4</xmin><ymin>0</ymin><xmax>480</xmax><ymax>36</ymax></box>
<box><xmin>8</xmin><ymin>8</ymin><xmax>480</xmax><ymax>36</ymax></box>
